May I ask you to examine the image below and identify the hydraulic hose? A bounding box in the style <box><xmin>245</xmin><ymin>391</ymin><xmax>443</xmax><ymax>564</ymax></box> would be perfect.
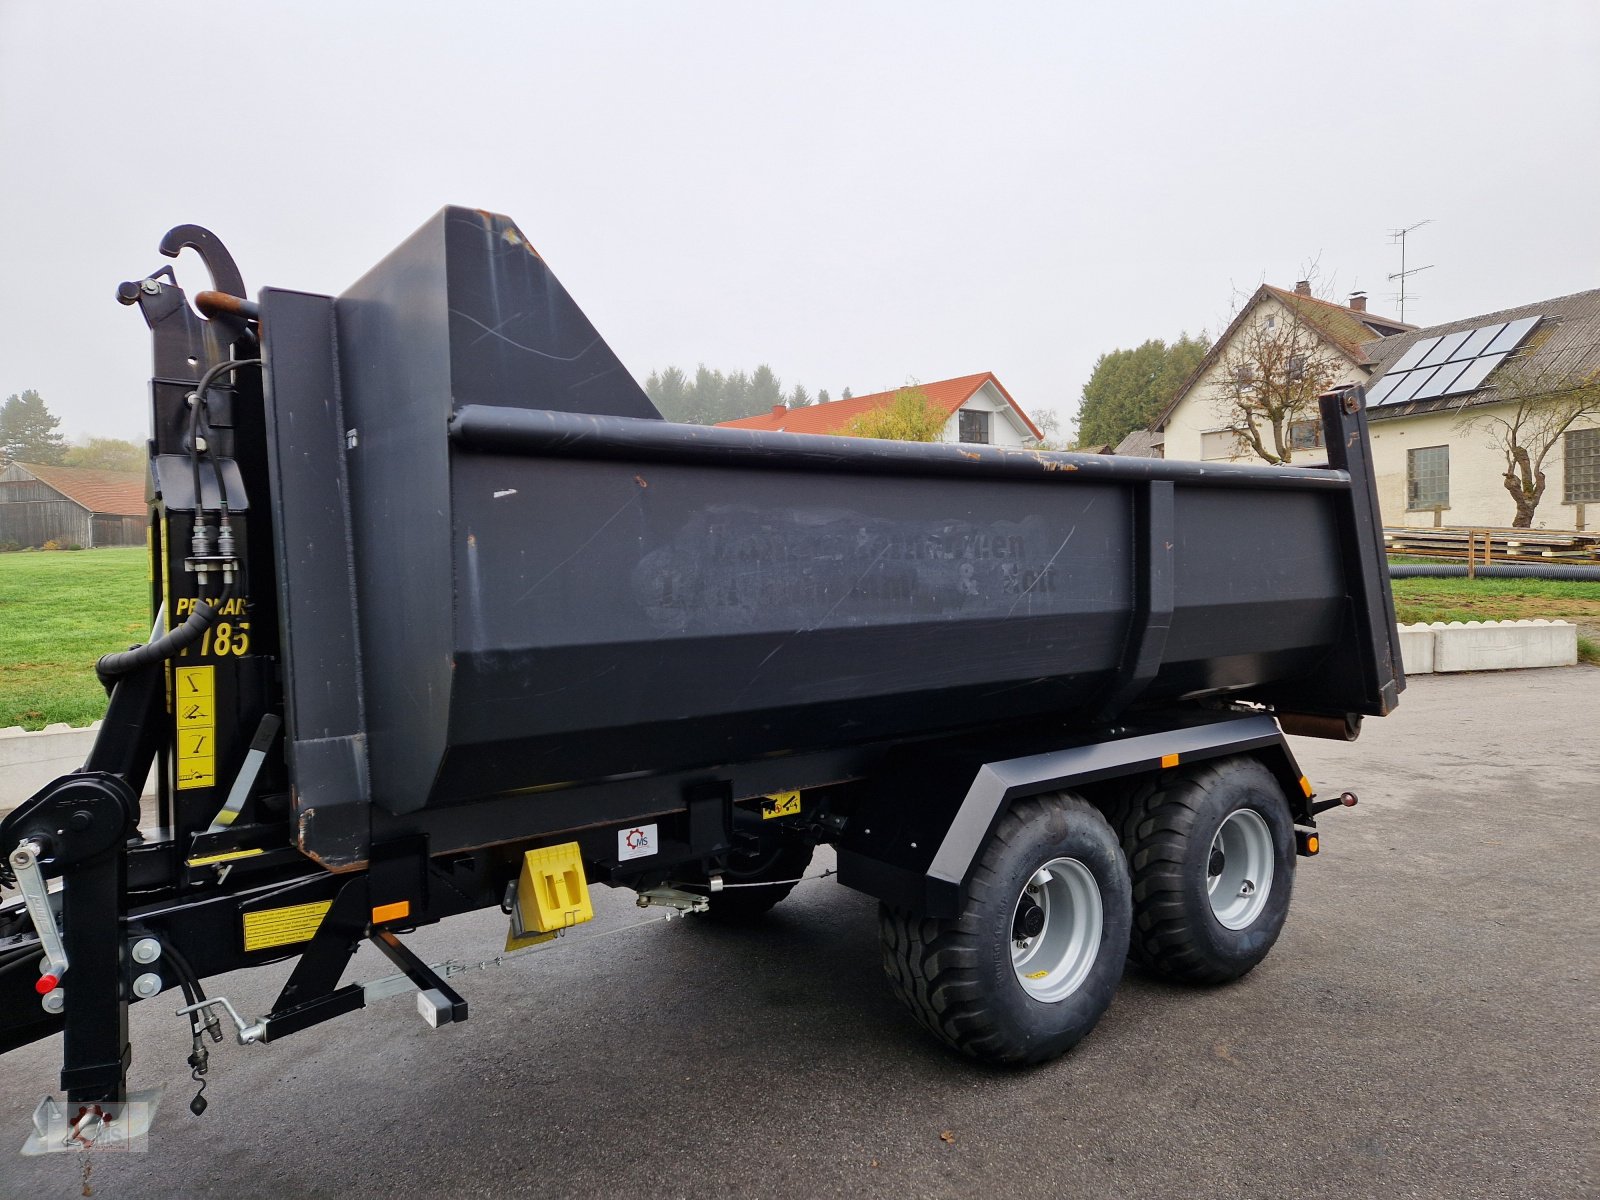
<box><xmin>96</xmin><ymin>592</ymin><xmax>230</xmax><ymax>688</ymax></box>
<box><xmin>97</xmin><ymin>356</ymin><xmax>259</xmax><ymax>688</ymax></box>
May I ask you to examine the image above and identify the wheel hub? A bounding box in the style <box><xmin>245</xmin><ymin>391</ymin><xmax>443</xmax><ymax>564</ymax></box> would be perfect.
<box><xmin>1012</xmin><ymin>896</ymin><xmax>1046</xmax><ymax>941</ymax></box>
<box><xmin>1010</xmin><ymin>857</ymin><xmax>1103</xmax><ymax>1002</ymax></box>
<box><xmin>1206</xmin><ymin>808</ymin><xmax>1274</xmax><ymax>930</ymax></box>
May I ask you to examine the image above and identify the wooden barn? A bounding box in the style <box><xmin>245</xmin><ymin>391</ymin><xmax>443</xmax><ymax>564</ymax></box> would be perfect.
<box><xmin>0</xmin><ymin>461</ymin><xmax>146</xmax><ymax>548</ymax></box>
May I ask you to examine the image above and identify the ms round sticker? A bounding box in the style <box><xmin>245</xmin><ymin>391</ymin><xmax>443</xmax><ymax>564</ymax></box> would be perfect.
<box><xmin>618</xmin><ymin>824</ymin><xmax>657</xmax><ymax>861</ymax></box>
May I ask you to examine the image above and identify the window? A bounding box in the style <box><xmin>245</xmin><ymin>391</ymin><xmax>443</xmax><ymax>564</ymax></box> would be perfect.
<box><xmin>1201</xmin><ymin>429</ymin><xmax>1240</xmax><ymax>460</ymax></box>
<box><xmin>1287</xmin><ymin>353</ymin><xmax>1307</xmax><ymax>381</ymax></box>
<box><xmin>958</xmin><ymin>410</ymin><xmax>990</xmax><ymax>445</ymax></box>
<box><xmin>1289</xmin><ymin>419</ymin><xmax>1322</xmax><ymax>451</ymax></box>
<box><xmin>1565</xmin><ymin>427</ymin><xmax>1600</xmax><ymax>503</ymax></box>
<box><xmin>1407</xmin><ymin>445</ymin><xmax>1450</xmax><ymax>509</ymax></box>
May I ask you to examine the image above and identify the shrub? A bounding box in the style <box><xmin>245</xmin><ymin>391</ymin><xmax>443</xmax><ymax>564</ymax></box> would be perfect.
<box><xmin>65</xmin><ymin>543</ymin><xmax>84</xmax><ymax>551</ymax></box>
<box><xmin>40</xmin><ymin>539</ymin><xmax>62</xmax><ymax>551</ymax></box>
<box><xmin>0</xmin><ymin>540</ymin><xmax>20</xmax><ymax>553</ymax></box>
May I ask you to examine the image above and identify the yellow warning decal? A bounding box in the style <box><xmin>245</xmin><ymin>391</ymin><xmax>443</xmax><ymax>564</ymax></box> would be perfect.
<box><xmin>242</xmin><ymin>900</ymin><xmax>332</xmax><ymax>952</ymax></box>
<box><xmin>175</xmin><ymin>665</ymin><xmax>216</xmax><ymax>790</ymax></box>
<box><xmin>187</xmin><ymin>847</ymin><xmax>266</xmax><ymax>867</ymax></box>
<box><xmin>1026</xmin><ymin>970</ymin><xmax>1049</xmax><ymax>980</ymax></box>
<box><xmin>762</xmin><ymin>791</ymin><xmax>801</xmax><ymax>820</ymax></box>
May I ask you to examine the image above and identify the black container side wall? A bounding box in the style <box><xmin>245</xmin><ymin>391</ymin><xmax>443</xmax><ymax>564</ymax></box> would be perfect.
<box><xmin>335</xmin><ymin>212</ymin><xmax>455</xmax><ymax>814</ymax></box>
<box><xmin>281</xmin><ymin>205</ymin><xmax>1398</xmax><ymax>824</ymax></box>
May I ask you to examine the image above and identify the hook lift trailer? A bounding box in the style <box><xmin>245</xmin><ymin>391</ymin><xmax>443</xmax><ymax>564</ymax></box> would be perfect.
<box><xmin>0</xmin><ymin>208</ymin><xmax>1400</xmax><ymax>1152</ymax></box>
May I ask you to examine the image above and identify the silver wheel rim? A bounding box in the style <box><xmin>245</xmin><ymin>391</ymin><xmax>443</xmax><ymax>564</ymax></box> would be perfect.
<box><xmin>1207</xmin><ymin>808</ymin><xmax>1274</xmax><ymax>929</ymax></box>
<box><xmin>1010</xmin><ymin>857</ymin><xmax>1103</xmax><ymax>1002</ymax></box>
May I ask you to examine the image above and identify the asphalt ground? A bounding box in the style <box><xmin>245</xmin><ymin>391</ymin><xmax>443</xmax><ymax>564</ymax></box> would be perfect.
<box><xmin>1</xmin><ymin>667</ymin><xmax>1596</xmax><ymax>1199</ymax></box>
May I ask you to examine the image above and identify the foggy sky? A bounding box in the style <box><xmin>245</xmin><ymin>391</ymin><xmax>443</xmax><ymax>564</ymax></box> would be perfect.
<box><xmin>2</xmin><ymin>1</ymin><xmax>1597</xmax><ymax>445</ymax></box>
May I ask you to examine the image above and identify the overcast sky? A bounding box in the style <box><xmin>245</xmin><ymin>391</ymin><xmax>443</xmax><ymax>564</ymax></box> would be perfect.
<box><xmin>2</xmin><ymin>1</ymin><xmax>1597</xmax><ymax>444</ymax></box>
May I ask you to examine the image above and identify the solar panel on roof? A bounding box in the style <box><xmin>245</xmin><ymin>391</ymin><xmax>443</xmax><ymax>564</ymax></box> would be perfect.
<box><xmin>1364</xmin><ymin>374</ymin><xmax>1402</xmax><ymax>405</ymax></box>
<box><xmin>1486</xmin><ymin>315</ymin><xmax>1541</xmax><ymax>356</ymax></box>
<box><xmin>1365</xmin><ymin>314</ymin><xmax>1543</xmax><ymax>408</ymax></box>
<box><xmin>1386</xmin><ymin>366</ymin><xmax>1441</xmax><ymax>406</ymax></box>
<box><xmin>1417</xmin><ymin>330</ymin><xmax>1473</xmax><ymax>369</ymax></box>
<box><xmin>1412</xmin><ymin>360</ymin><xmax>1473</xmax><ymax>401</ymax></box>
<box><xmin>1388</xmin><ymin>336</ymin><xmax>1443</xmax><ymax>374</ymax></box>
<box><xmin>1441</xmin><ymin>352</ymin><xmax>1508</xmax><ymax>397</ymax></box>
<box><xmin>1454</xmin><ymin>323</ymin><xmax>1506</xmax><ymax>360</ymax></box>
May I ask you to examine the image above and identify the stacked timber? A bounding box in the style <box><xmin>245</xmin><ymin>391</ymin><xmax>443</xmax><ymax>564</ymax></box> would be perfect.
<box><xmin>1385</xmin><ymin>526</ymin><xmax>1600</xmax><ymax>563</ymax></box>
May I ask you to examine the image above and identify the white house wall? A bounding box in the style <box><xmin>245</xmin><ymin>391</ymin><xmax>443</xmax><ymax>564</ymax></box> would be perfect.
<box><xmin>1159</xmin><ymin>294</ymin><xmax>1366</xmax><ymax>467</ymax></box>
<box><xmin>1167</xmin><ymin>363</ymin><xmax>1598</xmax><ymax>528</ymax></box>
<box><xmin>1369</xmin><ymin>404</ymin><xmax>1600</xmax><ymax>530</ymax></box>
<box><xmin>937</xmin><ymin>381</ymin><xmax>1033</xmax><ymax>448</ymax></box>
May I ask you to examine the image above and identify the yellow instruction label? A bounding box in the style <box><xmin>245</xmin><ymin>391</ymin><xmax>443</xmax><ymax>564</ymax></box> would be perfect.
<box><xmin>242</xmin><ymin>900</ymin><xmax>332</xmax><ymax>952</ymax></box>
<box><xmin>174</xmin><ymin>665</ymin><xmax>216</xmax><ymax>790</ymax></box>
<box><xmin>762</xmin><ymin>791</ymin><xmax>801</xmax><ymax>819</ymax></box>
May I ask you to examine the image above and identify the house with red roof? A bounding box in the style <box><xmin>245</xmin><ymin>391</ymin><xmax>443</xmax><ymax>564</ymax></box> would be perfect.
<box><xmin>0</xmin><ymin>461</ymin><xmax>145</xmax><ymax>548</ymax></box>
<box><xmin>716</xmin><ymin>372</ymin><xmax>1043</xmax><ymax>448</ymax></box>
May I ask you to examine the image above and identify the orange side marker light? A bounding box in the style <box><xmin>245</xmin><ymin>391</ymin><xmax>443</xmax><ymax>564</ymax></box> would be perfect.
<box><xmin>371</xmin><ymin>900</ymin><xmax>411</xmax><ymax>925</ymax></box>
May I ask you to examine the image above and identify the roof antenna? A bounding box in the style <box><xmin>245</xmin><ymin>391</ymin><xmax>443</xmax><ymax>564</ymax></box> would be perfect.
<box><xmin>1387</xmin><ymin>220</ymin><xmax>1434</xmax><ymax>323</ymax></box>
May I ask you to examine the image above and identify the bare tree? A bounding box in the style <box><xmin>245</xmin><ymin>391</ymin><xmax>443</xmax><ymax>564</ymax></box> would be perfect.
<box><xmin>1028</xmin><ymin>409</ymin><xmax>1064</xmax><ymax>450</ymax></box>
<box><xmin>1208</xmin><ymin>297</ymin><xmax>1343</xmax><ymax>464</ymax></box>
<box><xmin>1455</xmin><ymin>353</ymin><xmax>1600</xmax><ymax>527</ymax></box>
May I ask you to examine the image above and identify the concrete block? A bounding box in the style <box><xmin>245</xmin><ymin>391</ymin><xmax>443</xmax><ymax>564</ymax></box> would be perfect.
<box><xmin>1431</xmin><ymin>619</ymin><xmax>1578</xmax><ymax>674</ymax></box>
<box><xmin>0</xmin><ymin>722</ymin><xmax>156</xmax><ymax>815</ymax></box>
<box><xmin>1396</xmin><ymin>624</ymin><xmax>1435</xmax><ymax>674</ymax></box>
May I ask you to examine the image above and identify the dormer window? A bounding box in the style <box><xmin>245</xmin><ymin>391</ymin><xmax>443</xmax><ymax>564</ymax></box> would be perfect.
<box><xmin>959</xmin><ymin>410</ymin><xmax>991</xmax><ymax>444</ymax></box>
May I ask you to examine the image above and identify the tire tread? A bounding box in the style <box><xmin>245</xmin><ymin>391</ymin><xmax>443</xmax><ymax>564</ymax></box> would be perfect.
<box><xmin>1116</xmin><ymin>756</ymin><xmax>1284</xmax><ymax>984</ymax></box>
<box><xmin>879</xmin><ymin>794</ymin><xmax>1119</xmax><ymax>1065</ymax></box>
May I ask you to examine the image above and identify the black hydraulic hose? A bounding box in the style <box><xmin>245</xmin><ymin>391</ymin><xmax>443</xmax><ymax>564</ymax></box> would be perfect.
<box><xmin>95</xmin><ymin>585</ymin><xmax>232</xmax><ymax>687</ymax></box>
<box><xmin>100</xmin><ymin>356</ymin><xmax>259</xmax><ymax>688</ymax></box>
<box><xmin>187</xmin><ymin>357</ymin><xmax>259</xmax><ymax>510</ymax></box>
<box><xmin>161</xmin><ymin>941</ymin><xmax>207</xmax><ymax>1004</ymax></box>
<box><xmin>1389</xmin><ymin>562</ymin><xmax>1600</xmax><ymax>582</ymax></box>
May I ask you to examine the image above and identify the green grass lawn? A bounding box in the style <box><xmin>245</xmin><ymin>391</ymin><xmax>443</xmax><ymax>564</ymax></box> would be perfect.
<box><xmin>1390</xmin><ymin>575</ymin><xmax>1600</xmax><ymax>664</ymax></box>
<box><xmin>0</xmin><ymin>548</ymin><xmax>150</xmax><ymax>729</ymax></box>
<box><xmin>1389</xmin><ymin>575</ymin><xmax>1600</xmax><ymax>624</ymax></box>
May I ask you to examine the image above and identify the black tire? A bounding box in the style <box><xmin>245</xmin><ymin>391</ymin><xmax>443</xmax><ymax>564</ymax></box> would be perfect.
<box><xmin>879</xmin><ymin>793</ymin><xmax>1131</xmax><ymax>1066</ymax></box>
<box><xmin>1117</xmin><ymin>755</ymin><xmax>1296</xmax><ymax>985</ymax></box>
<box><xmin>700</xmin><ymin>840</ymin><xmax>815</xmax><ymax>924</ymax></box>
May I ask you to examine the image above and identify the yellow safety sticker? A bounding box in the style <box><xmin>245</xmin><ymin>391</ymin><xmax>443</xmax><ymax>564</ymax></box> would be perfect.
<box><xmin>242</xmin><ymin>900</ymin><xmax>332</xmax><ymax>952</ymax></box>
<box><xmin>186</xmin><ymin>847</ymin><xmax>267</xmax><ymax>867</ymax></box>
<box><xmin>762</xmin><ymin>791</ymin><xmax>801</xmax><ymax>819</ymax></box>
<box><xmin>174</xmin><ymin>665</ymin><xmax>216</xmax><ymax>790</ymax></box>
<box><xmin>1026</xmin><ymin>970</ymin><xmax>1049</xmax><ymax>979</ymax></box>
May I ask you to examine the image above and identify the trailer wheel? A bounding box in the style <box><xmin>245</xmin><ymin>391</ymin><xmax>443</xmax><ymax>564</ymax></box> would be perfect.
<box><xmin>700</xmin><ymin>840</ymin><xmax>815</xmax><ymax>924</ymax></box>
<box><xmin>1117</xmin><ymin>755</ymin><xmax>1295</xmax><ymax>985</ymax></box>
<box><xmin>879</xmin><ymin>793</ymin><xmax>1130</xmax><ymax>1065</ymax></box>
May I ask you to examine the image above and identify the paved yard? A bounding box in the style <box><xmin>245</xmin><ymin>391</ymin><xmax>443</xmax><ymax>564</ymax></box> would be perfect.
<box><xmin>1</xmin><ymin>667</ymin><xmax>1596</xmax><ymax>1199</ymax></box>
